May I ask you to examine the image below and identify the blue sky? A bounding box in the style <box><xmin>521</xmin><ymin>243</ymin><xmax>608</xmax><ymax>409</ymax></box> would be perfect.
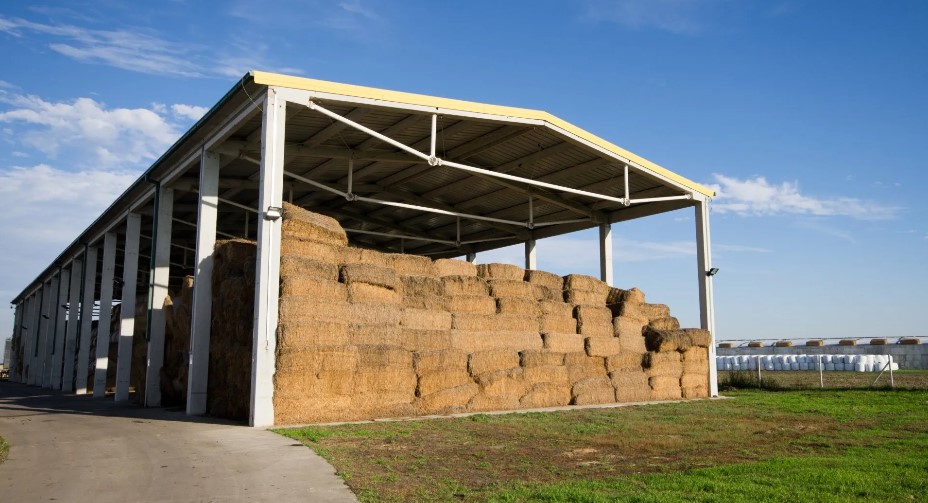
<box><xmin>1</xmin><ymin>0</ymin><xmax>926</xmax><ymax>356</ymax></box>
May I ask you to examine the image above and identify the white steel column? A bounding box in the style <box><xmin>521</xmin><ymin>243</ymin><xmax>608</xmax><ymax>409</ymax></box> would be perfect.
<box><xmin>695</xmin><ymin>199</ymin><xmax>718</xmax><ymax>396</ymax></box>
<box><xmin>62</xmin><ymin>259</ymin><xmax>84</xmax><ymax>391</ymax></box>
<box><xmin>145</xmin><ymin>187</ymin><xmax>174</xmax><ymax>407</ymax></box>
<box><xmin>250</xmin><ymin>90</ymin><xmax>285</xmax><ymax>427</ymax></box>
<box><xmin>10</xmin><ymin>303</ymin><xmax>23</xmax><ymax>382</ymax></box>
<box><xmin>46</xmin><ymin>271</ymin><xmax>66</xmax><ymax>388</ymax></box>
<box><xmin>599</xmin><ymin>223</ymin><xmax>614</xmax><ymax>286</ymax></box>
<box><xmin>29</xmin><ymin>291</ymin><xmax>42</xmax><ymax>385</ymax></box>
<box><xmin>40</xmin><ymin>277</ymin><xmax>57</xmax><ymax>388</ymax></box>
<box><xmin>525</xmin><ymin>239</ymin><xmax>537</xmax><ymax>270</ymax></box>
<box><xmin>187</xmin><ymin>151</ymin><xmax>220</xmax><ymax>415</ymax></box>
<box><xmin>115</xmin><ymin>213</ymin><xmax>141</xmax><ymax>402</ymax></box>
<box><xmin>76</xmin><ymin>246</ymin><xmax>98</xmax><ymax>394</ymax></box>
<box><xmin>94</xmin><ymin>232</ymin><xmax>118</xmax><ymax>397</ymax></box>
<box><xmin>21</xmin><ymin>295</ymin><xmax>35</xmax><ymax>383</ymax></box>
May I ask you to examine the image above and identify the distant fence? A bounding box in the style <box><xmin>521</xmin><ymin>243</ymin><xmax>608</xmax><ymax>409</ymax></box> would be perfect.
<box><xmin>717</xmin><ymin>342</ymin><xmax>927</xmax><ymax>370</ymax></box>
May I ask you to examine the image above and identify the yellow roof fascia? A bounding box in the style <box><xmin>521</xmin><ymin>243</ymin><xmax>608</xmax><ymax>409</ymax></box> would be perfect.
<box><xmin>251</xmin><ymin>71</ymin><xmax>714</xmax><ymax>198</ymax></box>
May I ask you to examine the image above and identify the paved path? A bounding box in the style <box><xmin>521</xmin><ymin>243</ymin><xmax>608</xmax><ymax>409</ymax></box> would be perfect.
<box><xmin>0</xmin><ymin>382</ymin><xmax>358</xmax><ymax>502</ymax></box>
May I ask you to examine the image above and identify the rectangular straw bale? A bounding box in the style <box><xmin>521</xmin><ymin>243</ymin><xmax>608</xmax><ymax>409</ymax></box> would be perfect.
<box><xmin>397</xmin><ymin>329</ymin><xmax>453</xmax><ymax>351</ymax></box>
<box><xmin>685</xmin><ymin>329</ymin><xmax>712</xmax><ymax>348</ymax></box>
<box><xmin>354</xmin><ymin>368</ymin><xmax>418</xmax><ymax>394</ymax></box>
<box><xmin>280</xmin><ymin>277</ymin><xmax>348</xmax><ymax>300</ymax></box>
<box><xmin>614</xmin><ymin>316</ymin><xmax>646</xmax><ymax>338</ymax></box>
<box><xmin>606</xmin><ymin>352</ymin><xmax>646</xmax><ymax>372</ymax></box>
<box><xmin>565</xmin><ymin>354</ymin><xmax>607</xmax><ymax>382</ymax></box>
<box><xmin>618</xmin><ymin>302</ymin><xmax>671</xmax><ymax>322</ymax></box>
<box><xmin>806</xmin><ymin>339</ymin><xmax>825</xmax><ymax>346</ymax></box>
<box><xmin>390</xmin><ymin>253</ymin><xmax>437</xmax><ymax>277</ymax></box>
<box><xmin>414</xmin><ymin>349</ymin><xmax>469</xmax><ymax>374</ymax></box>
<box><xmin>497</xmin><ymin>297</ymin><xmax>542</xmax><ymax>317</ymax></box>
<box><xmin>468</xmin><ymin>392</ymin><xmax>520</xmax><ymax>412</ymax></box>
<box><xmin>585</xmin><ymin>336</ymin><xmax>623</xmax><ymax>357</ymax></box>
<box><xmin>280</xmin><ymin>238</ymin><xmax>342</xmax><ymax>264</ymax></box>
<box><xmin>417</xmin><ymin>383</ymin><xmax>479</xmax><ymax>415</ymax></box>
<box><xmin>476</xmin><ymin>263</ymin><xmax>525</xmax><ymax>281</ymax></box>
<box><xmin>520</xmin><ymin>350</ymin><xmax>565</xmax><ymax>367</ymax></box>
<box><xmin>564</xmin><ymin>289</ymin><xmax>606</xmax><ymax>306</ymax></box>
<box><xmin>524</xmin><ymin>269</ymin><xmax>563</xmax><ymax>291</ymax></box>
<box><xmin>839</xmin><ymin>339</ymin><xmax>857</xmax><ymax>346</ymax></box>
<box><xmin>869</xmin><ymin>338</ymin><xmax>888</xmax><ymax>345</ymax></box>
<box><xmin>649</xmin><ymin>317</ymin><xmax>681</xmax><ymax>330</ymax></box>
<box><xmin>341</xmin><ymin>247</ymin><xmax>391</xmax><ymax>268</ymax></box>
<box><xmin>356</xmin><ymin>345</ymin><xmax>413</xmax><ymax>369</ymax></box>
<box><xmin>496</xmin><ymin>314</ymin><xmax>540</xmax><ymax>332</ymax></box>
<box><xmin>449</xmin><ymin>330</ymin><xmax>543</xmax><ymax>352</ymax></box>
<box><xmin>347</xmin><ymin>302</ymin><xmax>401</xmax><ymax>326</ymax></box>
<box><xmin>417</xmin><ymin>370</ymin><xmax>474</xmax><ymax>396</ymax></box>
<box><xmin>277</xmin><ymin>320</ymin><xmax>349</xmax><ymax>350</ymax></box>
<box><xmin>575</xmin><ymin>305</ymin><xmax>613</xmax><ymax>327</ymax></box>
<box><xmin>644</xmin><ymin>352</ymin><xmax>683</xmax><ymax>378</ymax></box>
<box><xmin>682</xmin><ymin>384</ymin><xmax>708</xmax><ymax>399</ymax></box>
<box><xmin>718</xmin><ymin>342</ymin><xmax>735</xmax><ymax>348</ymax></box>
<box><xmin>533</xmin><ymin>285</ymin><xmax>561</xmax><ymax>302</ymax></box>
<box><xmin>540</xmin><ymin>315</ymin><xmax>577</xmax><ymax>334</ymax></box>
<box><xmin>277</xmin><ymin>345</ymin><xmax>358</xmax><ymax>373</ymax></box>
<box><xmin>682</xmin><ymin>347</ymin><xmax>709</xmax><ymax>373</ymax></box>
<box><xmin>681</xmin><ymin>373</ymin><xmax>708</xmax><ymax>390</ymax></box>
<box><xmin>488</xmin><ymin>279</ymin><xmax>536</xmax><ymax>299</ymax></box>
<box><xmin>541</xmin><ymin>301</ymin><xmax>574</xmax><ymax>318</ymax></box>
<box><xmin>403</xmin><ymin>295</ymin><xmax>445</xmax><ymax>311</ymax></box>
<box><xmin>571</xmin><ymin>376</ymin><xmax>616</xmax><ymax>405</ymax></box>
<box><xmin>340</xmin><ymin>263</ymin><xmax>397</xmax><ymax>289</ymax></box>
<box><xmin>442</xmin><ymin>275</ymin><xmax>489</xmax><ymax>296</ymax></box>
<box><xmin>451</xmin><ymin>314</ymin><xmax>538</xmax><ymax>332</ymax></box>
<box><xmin>542</xmin><ymin>333</ymin><xmax>586</xmax><ymax>353</ymax></box>
<box><xmin>281</xmin><ymin>202</ymin><xmax>348</xmax><ymax>244</ymax></box>
<box><xmin>348</xmin><ymin>324</ymin><xmax>401</xmax><ymax>346</ymax></box>
<box><xmin>522</xmin><ymin>365</ymin><xmax>570</xmax><ymax>386</ymax></box>
<box><xmin>401</xmin><ymin>308</ymin><xmax>453</xmax><ymax>331</ymax></box>
<box><xmin>605</xmin><ymin>288</ymin><xmax>625</xmax><ymax>305</ymax></box>
<box><xmin>563</xmin><ymin>274</ymin><xmax>611</xmax><ymax>297</ymax></box>
<box><xmin>434</xmin><ymin>258</ymin><xmax>477</xmax><ymax>277</ymax></box>
<box><xmin>279</xmin><ymin>256</ymin><xmax>339</xmax><ymax>281</ymax></box>
<box><xmin>649</xmin><ymin>376</ymin><xmax>682</xmax><ymax>401</ymax></box>
<box><xmin>579</xmin><ymin>323</ymin><xmax>613</xmax><ymax>338</ymax></box>
<box><xmin>644</xmin><ymin>327</ymin><xmax>694</xmax><ymax>353</ymax></box>
<box><xmin>474</xmin><ymin>368</ymin><xmax>526</xmax><ymax>401</ymax></box>
<box><xmin>279</xmin><ymin>298</ymin><xmax>349</xmax><ymax>323</ymax></box>
<box><xmin>401</xmin><ymin>275</ymin><xmax>444</xmax><ymax>297</ymax></box>
<box><xmin>773</xmin><ymin>340</ymin><xmax>793</xmax><ymax>347</ymax></box>
<box><xmin>445</xmin><ymin>295</ymin><xmax>497</xmax><ymax>315</ymax></box>
<box><xmin>747</xmin><ymin>341</ymin><xmax>765</xmax><ymax>347</ymax></box>
<box><xmin>899</xmin><ymin>338</ymin><xmax>921</xmax><ymax>345</ymax></box>
<box><xmin>611</xmin><ymin>370</ymin><xmax>651</xmax><ymax>402</ymax></box>
<box><xmin>620</xmin><ymin>287</ymin><xmax>647</xmax><ymax>304</ymax></box>
<box><xmin>469</xmin><ymin>349</ymin><xmax>520</xmax><ymax>375</ymax></box>
<box><xmin>520</xmin><ymin>382</ymin><xmax>571</xmax><ymax>408</ymax></box>
<box><xmin>348</xmin><ymin>283</ymin><xmax>400</xmax><ymax>304</ymax></box>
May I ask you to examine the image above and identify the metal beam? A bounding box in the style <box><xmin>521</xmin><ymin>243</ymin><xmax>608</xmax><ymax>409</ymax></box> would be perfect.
<box><xmin>94</xmin><ymin>231</ymin><xmax>117</xmax><ymax>397</ymax></box>
<box><xmin>115</xmin><ymin>213</ymin><xmax>141</xmax><ymax>402</ymax></box>
<box><xmin>76</xmin><ymin>246</ymin><xmax>98</xmax><ymax>394</ymax></box>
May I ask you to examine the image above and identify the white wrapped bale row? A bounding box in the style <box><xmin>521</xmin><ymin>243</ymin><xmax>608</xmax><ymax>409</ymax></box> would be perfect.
<box><xmin>717</xmin><ymin>354</ymin><xmax>899</xmax><ymax>372</ymax></box>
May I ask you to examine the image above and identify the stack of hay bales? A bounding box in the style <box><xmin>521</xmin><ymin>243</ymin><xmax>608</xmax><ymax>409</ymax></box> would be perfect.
<box><xmin>642</xmin><ymin>326</ymin><xmax>711</xmax><ymax>399</ymax></box>
<box><xmin>160</xmin><ymin>276</ymin><xmax>193</xmax><ymax>406</ymax></box>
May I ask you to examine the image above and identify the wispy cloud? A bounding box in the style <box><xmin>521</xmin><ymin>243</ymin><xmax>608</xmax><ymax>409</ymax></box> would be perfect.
<box><xmin>707</xmin><ymin>174</ymin><xmax>900</xmax><ymax>221</ymax></box>
<box><xmin>171</xmin><ymin>104</ymin><xmax>209</xmax><ymax>121</ymax></box>
<box><xmin>581</xmin><ymin>0</ymin><xmax>727</xmax><ymax>35</ymax></box>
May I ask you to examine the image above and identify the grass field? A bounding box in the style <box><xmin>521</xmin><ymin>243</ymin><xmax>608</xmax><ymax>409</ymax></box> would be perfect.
<box><xmin>0</xmin><ymin>435</ymin><xmax>8</xmax><ymax>464</ymax></box>
<box><xmin>719</xmin><ymin>369</ymin><xmax>928</xmax><ymax>391</ymax></box>
<box><xmin>278</xmin><ymin>381</ymin><xmax>928</xmax><ymax>502</ymax></box>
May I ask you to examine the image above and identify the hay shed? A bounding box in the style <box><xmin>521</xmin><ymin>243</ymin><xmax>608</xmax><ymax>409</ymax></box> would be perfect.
<box><xmin>8</xmin><ymin>72</ymin><xmax>718</xmax><ymax>426</ymax></box>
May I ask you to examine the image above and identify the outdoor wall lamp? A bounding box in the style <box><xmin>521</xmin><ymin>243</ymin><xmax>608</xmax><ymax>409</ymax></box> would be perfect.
<box><xmin>706</xmin><ymin>267</ymin><xmax>719</xmax><ymax>277</ymax></box>
<box><xmin>264</xmin><ymin>206</ymin><xmax>282</xmax><ymax>221</ymax></box>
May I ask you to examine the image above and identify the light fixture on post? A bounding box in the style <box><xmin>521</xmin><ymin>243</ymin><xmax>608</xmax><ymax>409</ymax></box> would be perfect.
<box><xmin>264</xmin><ymin>206</ymin><xmax>282</xmax><ymax>221</ymax></box>
<box><xmin>706</xmin><ymin>267</ymin><xmax>719</xmax><ymax>277</ymax></box>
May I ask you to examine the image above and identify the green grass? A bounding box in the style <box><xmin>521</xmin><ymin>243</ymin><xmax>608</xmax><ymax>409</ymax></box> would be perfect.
<box><xmin>277</xmin><ymin>389</ymin><xmax>928</xmax><ymax>502</ymax></box>
<box><xmin>0</xmin><ymin>435</ymin><xmax>8</xmax><ymax>464</ymax></box>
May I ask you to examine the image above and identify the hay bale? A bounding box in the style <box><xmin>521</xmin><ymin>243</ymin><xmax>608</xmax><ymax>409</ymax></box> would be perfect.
<box><xmin>605</xmin><ymin>288</ymin><xmax>626</xmax><ymax>305</ymax></box>
<box><xmin>540</xmin><ymin>301</ymin><xmax>574</xmax><ymax>318</ymax></box>
<box><xmin>524</xmin><ymin>270</ymin><xmax>563</xmax><ymax>291</ymax></box>
<box><xmin>281</xmin><ymin>202</ymin><xmax>348</xmax><ymax>246</ymax></box>
<box><xmin>617</xmin><ymin>303</ymin><xmax>671</xmax><ymax>323</ymax></box>
<box><xmin>606</xmin><ymin>352</ymin><xmax>645</xmax><ymax>373</ymax></box>
<box><xmin>682</xmin><ymin>347</ymin><xmax>709</xmax><ymax>373</ymax></box>
<box><xmin>279</xmin><ymin>238</ymin><xmax>343</xmax><ymax>264</ymax></box>
<box><xmin>620</xmin><ymin>288</ymin><xmax>646</xmax><ymax>304</ymax></box>
<box><xmin>414</xmin><ymin>349</ymin><xmax>469</xmax><ymax>374</ymax></box>
<box><xmin>401</xmin><ymin>308</ymin><xmax>453</xmax><ymax>331</ymax></box>
<box><xmin>403</xmin><ymin>296</ymin><xmax>445</xmax><ymax>311</ymax></box>
<box><xmin>452</xmin><ymin>314</ymin><xmax>539</xmax><ymax>332</ymax></box>
<box><xmin>747</xmin><ymin>341</ymin><xmax>765</xmax><ymax>348</ymax></box>
<box><xmin>341</xmin><ymin>247</ymin><xmax>391</xmax><ymax>268</ymax></box>
<box><xmin>540</xmin><ymin>315</ymin><xmax>577</xmax><ymax>334</ymax></box>
<box><xmin>718</xmin><ymin>342</ymin><xmax>735</xmax><ymax>349</ymax></box>
<box><xmin>649</xmin><ymin>376</ymin><xmax>682</xmax><ymax>401</ymax></box>
<box><xmin>681</xmin><ymin>373</ymin><xmax>708</xmax><ymax>390</ymax></box>
<box><xmin>805</xmin><ymin>339</ymin><xmax>825</xmax><ymax>347</ymax></box>
<box><xmin>277</xmin><ymin>320</ymin><xmax>350</xmax><ymax>350</ymax></box>
<box><xmin>643</xmin><ymin>351</ymin><xmax>683</xmax><ymax>378</ymax></box>
<box><xmin>774</xmin><ymin>340</ymin><xmax>794</xmax><ymax>347</ymax></box>
<box><xmin>434</xmin><ymin>258</ymin><xmax>477</xmax><ymax>277</ymax></box>
<box><xmin>390</xmin><ymin>253</ymin><xmax>437</xmax><ymax>277</ymax></box>
<box><xmin>445</xmin><ymin>295</ymin><xmax>497</xmax><ymax>315</ymax></box>
<box><xmin>533</xmin><ymin>285</ymin><xmax>561</xmax><ymax>302</ymax></box>
<box><xmin>488</xmin><ymin>279</ymin><xmax>537</xmax><ymax>299</ymax></box>
<box><xmin>520</xmin><ymin>350</ymin><xmax>565</xmax><ymax>367</ymax></box>
<box><xmin>401</xmin><ymin>275</ymin><xmax>444</xmax><ymax>297</ymax></box>
<box><xmin>571</xmin><ymin>377</ymin><xmax>615</xmax><ymax>405</ymax></box>
<box><xmin>442</xmin><ymin>275</ymin><xmax>489</xmax><ymax>296</ymax></box>
<box><xmin>644</xmin><ymin>327</ymin><xmax>694</xmax><ymax>353</ymax></box>
<box><xmin>614</xmin><ymin>317</ymin><xmax>647</xmax><ymax>352</ymax></box>
<box><xmin>564</xmin><ymin>290</ymin><xmax>606</xmax><ymax>306</ymax></box>
<box><xmin>468</xmin><ymin>392</ymin><xmax>520</xmax><ymax>412</ymax></box>
<box><xmin>585</xmin><ymin>336</ymin><xmax>623</xmax><ymax>357</ymax></box>
<box><xmin>397</xmin><ymin>329</ymin><xmax>453</xmax><ymax>351</ymax></box>
<box><xmin>649</xmin><ymin>317</ymin><xmax>681</xmax><ymax>330</ymax></box>
<box><xmin>899</xmin><ymin>338</ymin><xmax>921</xmax><ymax>345</ymax></box>
<box><xmin>522</xmin><ymin>365</ymin><xmax>570</xmax><ymax>385</ymax></box>
<box><xmin>348</xmin><ymin>324</ymin><xmax>401</xmax><ymax>346</ymax></box>
<box><xmin>356</xmin><ymin>345</ymin><xmax>413</xmax><ymax>369</ymax></box>
<box><xmin>348</xmin><ymin>283</ymin><xmax>400</xmax><ymax>304</ymax></box>
<box><xmin>281</xmin><ymin>277</ymin><xmax>348</xmax><ymax>300</ymax></box>
<box><xmin>839</xmin><ymin>339</ymin><xmax>857</xmax><ymax>346</ymax></box>
<box><xmin>520</xmin><ymin>382</ymin><xmax>571</xmax><ymax>408</ymax></box>
<box><xmin>869</xmin><ymin>338</ymin><xmax>888</xmax><ymax>345</ymax></box>
<box><xmin>449</xmin><ymin>330</ymin><xmax>543</xmax><ymax>352</ymax></box>
<box><xmin>354</xmin><ymin>368</ymin><xmax>417</xmax><ymax>396</ymax></box>
<box><xmin>279</xmin><ymin>298</ymin><xmax>349</xmax><ymax>322</ymax></box>
<box><xmin>469</xmin><ymin>349</ymin><xmax>520</xmax><ymax>375</ymax></box>
<box><xmin>575</xmin><ymin>305</ymin><xmax>613</xmax><ymax>326</ymax></box>
<box><xmin>340</xmin><ymin>263</ymin><xmax>397</xmax><ymax>289</ymax></box>
<box><xmin>565</xmin><ymin>354</ymin><xmax>607</xmax><ymax>382</ymax></box>
<box><xmin>497</xmin><ymin>297</ymin><xmax>542</xmax><ymax>317</ymax></box>
<box><xmin>476</xmin><ymin>263</ymin><xmax>524</xmax><ymax>281</ymax></box>
<box><xmin>474</xmin><ymin>368</ymin><xmax>526</xmax><ymax>398</ymax></box>
<box><xmin>279</xmin><ymin>256</ymin><xmax>339</xmax><ymax>280</ymax></box>
<box><xmin>611</xmin><ymin>370</ymin><xmax>651</xmax><ymax>402</ymax></box>
<box><xmin>417</xmin><ymin>383</ymin><xmax>479</xmax><ymax>414</ymax></box>
<box><xmin>542</xmin><ymin>333</ymin><xmax>586</xmax><ymax>353</ymax></box>
<box><xmin>418</xmin><ymin>370</ymin><xmax>474</xmax><ymax>396</ymax></box>
<box><xmin>563</xmin><ymin>274</ymin><xmax>611</xmax><ymax>296</ymax></box>
<box><xmin>579</xmin><ymin>323</ymin><xmax>613</xmax><ymax>338</ymax></box>
<box><xmin>347</xmin><ymin>303</ymin><xmax>401</xmax><ymax>326</ymax></box>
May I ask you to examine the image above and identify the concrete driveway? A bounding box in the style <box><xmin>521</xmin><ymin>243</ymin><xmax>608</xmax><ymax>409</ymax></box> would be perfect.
<box><xmin>0</xmin><ymin>382</ymin><xmax>358</xmax><ymax>502</ymax></box>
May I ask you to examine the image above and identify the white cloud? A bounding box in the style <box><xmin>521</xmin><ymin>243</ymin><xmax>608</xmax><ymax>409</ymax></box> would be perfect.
<box><xmin>171</xmin><ymin>104</ymin><xmax>209</xmax><ymax>121</ymax></box>
<box><xmin>707</xmin><ymin>174</ymin><xmax>900</xmax><ymax>221</ymax></box>
<box><xmin>582</xmin><ymin>0</ymin><xmax>726</xmax><ymax>35</ymax></box>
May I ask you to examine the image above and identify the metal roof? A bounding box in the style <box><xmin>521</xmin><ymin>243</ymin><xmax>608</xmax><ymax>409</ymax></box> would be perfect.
<box><xmin>12</xmin><ymin>71</ymin><xmax>713</xmax><ymax>303</ymax></box>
